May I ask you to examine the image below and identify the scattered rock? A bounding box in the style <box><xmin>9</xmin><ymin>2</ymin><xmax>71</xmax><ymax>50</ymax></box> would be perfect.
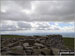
<box><xmin>1</xmin><ymin>35</ymin><xmax>73</xmax><ymax>55</ymax></box>
<box><xmin>7</xmin><ymin>46</ymin><xmax>26</xmax><ymax>55</ymax></box>
<box><xmin>34</xmin><ymin>43</ymin><xmax>44</xmax><ymax>47</ymax></box>
<box><xmin>23</xmin><ymin>43</ymin><xmax>29</xmax><ymax>47</ymax></box>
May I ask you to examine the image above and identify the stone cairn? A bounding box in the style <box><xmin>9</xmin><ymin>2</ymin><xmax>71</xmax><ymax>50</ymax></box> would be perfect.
<box><xmin>1</xmin><ymin>35</ymin><xmax>70</xmax><ymax>55</ymax></box>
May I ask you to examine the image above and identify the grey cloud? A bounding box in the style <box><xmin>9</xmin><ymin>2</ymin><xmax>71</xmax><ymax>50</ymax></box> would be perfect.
<box><xmin>53</xmin><ymin>27</ymin><xmax>60</xmax><ymax>30</ymax></box>
<box><xmin>0</xmin><ymin>25</ymin><xmax>17</xmax><ymax>31</ymax></box>
<box><xmin>0</xmin><ymin>0</ymin><xmax>74</xmax><ymax>21</ymax></box>
<box><xmin>0</xmin><ymin>21</ymin><xmax>32</xmax><ymax>31</ymax></box>
<box><xmin>17</xmin><ymin>22</ymin><xmax>32</xmax><ymax>30</ymax></box>
<box><xmin>0</xmin><ymin>23</ymin><xmax>17</xmax><ymax>31</ymax></box>
<box><xmin>37</xmin><ymin>23</ymin><xmax>50</xmax><ymax>28</ymax></box>
<box><xmin>35</xmin><ymin>1</ymin><xmax>74</xmax><ymax>15</ymax></box>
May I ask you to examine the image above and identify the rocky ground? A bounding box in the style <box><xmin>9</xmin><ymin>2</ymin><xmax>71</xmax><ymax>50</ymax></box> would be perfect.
<box><xmin>1</xmin><ymin>35</ymin><xmax>74</xmax><ymax>55</ymax></box>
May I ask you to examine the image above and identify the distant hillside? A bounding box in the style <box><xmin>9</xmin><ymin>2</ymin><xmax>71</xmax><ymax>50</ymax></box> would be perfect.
<box><xmin>1</xmin><ymin>35</ymin><xmax>25</xmax><ymax>38</ymax></box>
<box><xmin>0</xmin><ymin>32</ymin><xmax>75</xmax><ymax>37</ymax></box>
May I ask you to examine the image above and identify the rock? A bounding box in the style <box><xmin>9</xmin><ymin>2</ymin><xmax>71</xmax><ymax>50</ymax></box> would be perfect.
<box><xmin>1</xmin><ymin>34</ymin><xmax>73</xmax><ymax>55</ymax></box>
<box><xmin>7</xmin><ymin>41</ymin><xmax>19</xmax><ymax>48</ymax></box>
<box><xmin>24</xmin><ymin>46</ymin><xmax>34</xmax><ymax>55</ymax></box>
<box><xmin>33</xmin><ymin>47</ymin><xmax>53</xmax><ymax>55</ymax></box>
<box><xmin>34</xmin><ymin>43</ymin><xmax>44</xmax><ymax>47</ymax></box>
<box><xmin>23</xmin><ymin>43</ymin><xmax>29</xmax><ymax>47</ymax></box>
<box><xmin>7</xmin><ymin>46</ymin><xmax>26</xmax><ymax>55</ymax></box>
<box><xmin>51</xmin><ymin>48</ymin><xmax>60</xmax><ymax>55</ymax></box>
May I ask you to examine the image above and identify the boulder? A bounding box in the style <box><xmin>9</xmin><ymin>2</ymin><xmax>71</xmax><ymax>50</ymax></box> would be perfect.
<box><xmin>23</xmin><ymin>43</ymin><xmax>29</xmax><ymax>47</ymax></box>
<box><xmin>34</xmin><ymin>43</ymin><xmax>44</xmax><ymax>47</ymax></box>
<box><xmin>7</xmin><ymin>46</ymin><xmax>26</xmax><ymax>55</ymax></box>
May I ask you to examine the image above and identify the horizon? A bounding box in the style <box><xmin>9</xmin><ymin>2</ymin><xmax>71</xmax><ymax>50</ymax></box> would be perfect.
<box><xmin>0</xmin><ymin>31</ymin><xmax>75</xmax><ymax>38</ymax></box>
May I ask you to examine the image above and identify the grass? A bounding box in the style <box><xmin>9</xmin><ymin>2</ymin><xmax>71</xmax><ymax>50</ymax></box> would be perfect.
<box><xmin>63</xmin><ymin>37</ymin><xmax>74</xmax><ymax>50</ymax></box>
<box><xmin>1</xmin><ymin>35</ymin><xmax>24</xmax><ymax>38</ymax></box>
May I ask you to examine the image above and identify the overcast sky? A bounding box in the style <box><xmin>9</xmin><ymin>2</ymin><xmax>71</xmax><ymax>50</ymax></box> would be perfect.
<box><xmin>0</xmin><ymin>0</ymin><xmax>74</xmax><ymax>34</ymax></box>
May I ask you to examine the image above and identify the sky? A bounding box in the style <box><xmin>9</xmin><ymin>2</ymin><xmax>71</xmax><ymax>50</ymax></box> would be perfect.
<box><xmin>0</xmin><ymin>0</ymin><xmax>75</xmax><ymax>36</ymax></box>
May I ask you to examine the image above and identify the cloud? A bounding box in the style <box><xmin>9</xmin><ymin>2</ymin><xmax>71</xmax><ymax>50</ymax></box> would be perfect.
<box><xmin>33</xmin><ymin>22</ymin><xmax>51</xmax><ymax>30</ymax></box>
<box><xmin>0</xmin><ymin>20</ymin><xmax>33</xmax><ymax>31</ymax></box>
<box><xmin>17</xmin><ymin>21</ymin><xmax>32</xmax><ymax>30</ymax></box>
<box><xmin>0</xmin><ymin>20</ymin><xmax>17</xmax><ymax>31</ymax></box>
<box><xmin>0</xmin><ymin>20</ymin><xmax>74</xmax><ymax>33</ymax></box>
<box><xmin>0</xmin><ymin>0</ymin><xmax>74</xmax><ymax>21</ymax></box>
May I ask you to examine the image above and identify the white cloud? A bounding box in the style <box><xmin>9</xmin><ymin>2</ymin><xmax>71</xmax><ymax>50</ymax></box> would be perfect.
<box><xmin>0</xmin><ymin>20</ymin><xmax>74</xmax><ymax>33</ymax></box>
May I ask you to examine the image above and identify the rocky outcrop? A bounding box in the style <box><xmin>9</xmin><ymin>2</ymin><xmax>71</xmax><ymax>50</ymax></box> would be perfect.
<box><xmin>1</xmin><ymin>35</ymin><xmax>72</xmax><ymax>55</ymax></box>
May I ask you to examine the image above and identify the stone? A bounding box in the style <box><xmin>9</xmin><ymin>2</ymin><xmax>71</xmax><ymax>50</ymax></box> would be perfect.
<box><xmin>8</xmin><ymin>46</ymin><xmax>26</xmax><ymax>55</ymax></box>
<box><xmin>34</xmin><ymin>43</ymin><xmax>44</xmax><ymax>47</ymax></box>
<box><xmin>23</xmin><ymin>43</ymin><xmax>29</xmax><ymax>47</ymax></box>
